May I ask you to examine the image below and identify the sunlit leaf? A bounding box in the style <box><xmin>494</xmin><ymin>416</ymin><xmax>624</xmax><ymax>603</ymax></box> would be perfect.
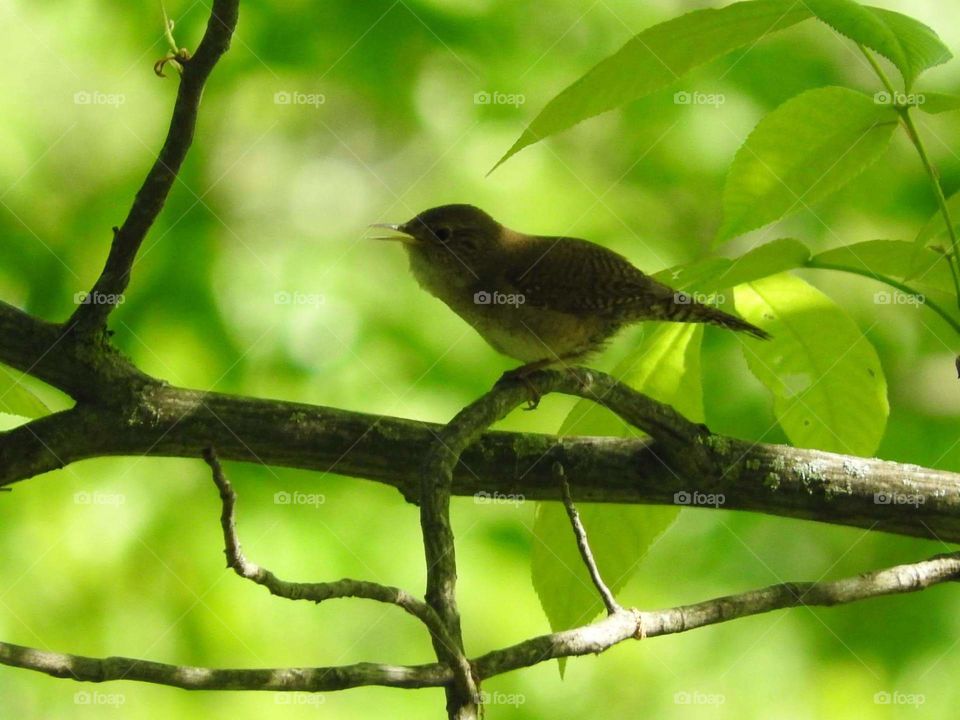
<box><xmin>917</xmin><ymin>92</ymin><xmax>960</xmax><ymax>114</ymax></box>
<box><xmin>805</xmin><ymin>0</ymin><xmax>951</xmax><ymax>89</ymax></box>
<box><xmin>811</xmin><ymin>239</ymin><xmax>954</xmax><ymax>295</ymax></box>
<box><xmin>709</xmin><ymin>238</ymin><xmax>811</xmax><ymax>289</ymax></box>
<box><xmin>531</xmin><ymin>323</ymin><xmax>703</xmax><ymax>673</ymax></box>
<box><xmin>654</xmin><ymin>239</ymin><xmax>810</xmax><ymax>295</ymax></box>
<box><xmin>719</xmin><ymin>87</ymin><xmax>898</xmax><ymax>242</ymax></box>
<box><xmin>493</xmin><ymin>0</ymin><xmax>812</xmax><ymax>171</ymax></box>
<box><xmin>653</xmin><ymin>257</ymin><xmax>734</xmax><ymax>293</ymax></box>
<box><xmin>734</xmin><ymin>273</ymin><xmax>888</xmax><ymax>455</ymax></box>
<box><xmin>905</xmin><ymin>190</ymin><xmax>960</xmax><ymax>281</ymax></box>
<box><xmin>0</xmin><ymin>364</ymin><xmax>49</xmax><ymax>419</ymax></box>
<box><xmin>914</xmin><ymin>189</ymin><xmax>960</xmax><ymax>249</ymax></box>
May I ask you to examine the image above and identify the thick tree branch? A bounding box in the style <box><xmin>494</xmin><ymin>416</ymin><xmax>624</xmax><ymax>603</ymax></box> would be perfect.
<box><xmin>67</xmin><ymin>0</ymin><xmax>240</xmax><ymax>334</ymax></box>
<box><xmin>0</xmin><ymin>301</ymin><xmax>155</xmax><ymax>403</ymax></box>
<box><xmin>3</xmin><ymin>551</ymin><xmax>957</xmax><ymax>691</ymax></box>
<box><xmin>1</xmin><ymin>348</ymin><xmax>958</xmax><ymax>543</ymax></box>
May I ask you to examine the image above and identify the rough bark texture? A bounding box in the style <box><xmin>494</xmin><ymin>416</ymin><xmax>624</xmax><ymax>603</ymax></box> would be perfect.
<box><xmin>3</xmin><ymin>318</ymin><xmax>959</xmax><ymax>544</ymax></box>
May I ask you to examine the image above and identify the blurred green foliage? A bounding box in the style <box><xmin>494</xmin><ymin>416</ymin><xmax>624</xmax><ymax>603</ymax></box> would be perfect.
<box><xmin>2</xmin><ymin>0</ymin><xmax>960</xmax><ymax>717</ymax></box>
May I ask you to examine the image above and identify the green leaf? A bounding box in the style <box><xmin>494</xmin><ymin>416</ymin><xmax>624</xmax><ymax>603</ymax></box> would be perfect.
<box><xmin>719</xmin><ymin>87</ymin><xmax>898</xmax><ymax>242</ymax></box>
<box><xmin>492</xmin><ymin>0</ymin><xmax>812</xmax><ymax>171</ymax></box>
<box><xmin>811</xmin><ymin>239</ymin><xmax>954</xmax><ymax>294</ymax></box>
<box><xmin>710</xmin><ymin>238</ymin><xmax>811</xmax><ymax>289</ymax></box>
<box><xmin>805</xmin><ymin>0</ymin><xmax>951</xmax><ymax>89</ymax></box>
<box><xmin>734</xmin><ymin>273</ymin><xmax>888</xmax><ymax>455</ymax></box>
<box><xmin>653</xmin><ymin>257</ymin><xmax>735</xmax><ymax>293</ymax></box>
<box><xmin>909</xmin><ymin>190</ymin><xmax>960</xmax><ymax>280</ymax></box>
<box><xmin>531</xmin><ymin>323</ymin><xmax>703</xmax><ymax>673</ymax></box>
<box><xmin>654</xmin><ymin>239</ymin><xmax>810</xmax><ymax>294</ymax></box>
<box><xmin>867</xmin><ymin>8</ymin><xmax>953</xmax><ymax>87</ymax></box>
<box><xmin>0</xmin><ymin>364</ymin><xmax>49</xmax><ymax>419</ymax></box>
<box><xmin>917</xmin><ymin>92</ymin><xmax>960</xmax><ymax>115</ymax></box>
<box><xmin>914</xmin><ymin>189</ymin><xmax>960</xmax><ymax>249</ymax></box>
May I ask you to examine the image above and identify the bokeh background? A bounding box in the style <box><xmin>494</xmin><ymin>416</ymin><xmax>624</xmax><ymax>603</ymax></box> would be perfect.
<box><xmin>2</xmin><ymin>0</ymin><xmax>960</xmax><ymax>717</ymax></box>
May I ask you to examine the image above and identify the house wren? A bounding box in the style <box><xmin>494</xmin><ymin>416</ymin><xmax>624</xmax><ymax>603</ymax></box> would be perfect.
<box><xmin>371</xmin><ymin>204</ymin><xmax>769</xmax><ymax>375</ymax></box>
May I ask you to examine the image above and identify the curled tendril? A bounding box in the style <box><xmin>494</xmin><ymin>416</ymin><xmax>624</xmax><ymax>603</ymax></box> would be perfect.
<box><xmin>155</xmin><ymin>2</ymin><xmax>189</xmax><ymax>77</ymax></box>
<box><xmin>153</xmin><ymin>49</ymin><xmax>191</xmax><ymax>78</ymax></box>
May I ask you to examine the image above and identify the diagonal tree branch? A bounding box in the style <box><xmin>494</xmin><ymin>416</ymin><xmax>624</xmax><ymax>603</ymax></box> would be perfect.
<box><xmin>67</xmin><ymin>0</ymin><xmax>240</xmax><ymax>335</ymax></box>
<box><xmin>556</xmin><ymin>461</ymin><xmax>622</xmax><ymax>616</ymax></box>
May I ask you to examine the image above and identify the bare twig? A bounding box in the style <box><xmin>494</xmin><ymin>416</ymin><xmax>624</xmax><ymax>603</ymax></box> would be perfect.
<box><xmin>67</xmin><ymin>0</ymin><xmax>240</xmax><ymax>334</ymax></box>
<box><xmin>3</xmin><ymin>551</ymin><xmax>958</xmax><ymax>691</ymax></box>
<box><xmin>474</xmin><ymin>549</ymin><xmax>960</xmax><ymax>676</ymax></box>
<box><xmin>555</xmin><ymin>461</ymin><xmax>621</xmax><ymax>615</ymax></box>
<box><xmin>0</xmin><ymin>640</ymin><xmax>451</xmax><ymax>690</ymax></box>
<box><xmin>200</xmin><ymin>447</ymin><xmax>457</xmax><ymax>654</ymax></box>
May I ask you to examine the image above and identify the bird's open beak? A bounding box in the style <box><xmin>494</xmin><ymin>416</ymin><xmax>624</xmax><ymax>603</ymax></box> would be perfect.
<box><xmin>367</xmin><ymin>223</ymin><xmax>418</xmax><ymax>244</ymax></box>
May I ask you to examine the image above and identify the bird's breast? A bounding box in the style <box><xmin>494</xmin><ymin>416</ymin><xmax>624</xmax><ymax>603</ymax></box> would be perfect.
<box><xmin>404</xmin><ymin>244</ymin><xmax>619</xmax><ymax>362</ymax></box>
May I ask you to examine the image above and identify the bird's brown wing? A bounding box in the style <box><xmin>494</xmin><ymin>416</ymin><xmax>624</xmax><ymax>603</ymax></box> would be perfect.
<box><xmin>501</xmin><ymin>235</ymin><xmax>770</xmax><ymax>339</ymax></box>
<box><xmin>501</xmin><ymin>235</ymin><xmax>676</xmax><ymax>318</ymax></box>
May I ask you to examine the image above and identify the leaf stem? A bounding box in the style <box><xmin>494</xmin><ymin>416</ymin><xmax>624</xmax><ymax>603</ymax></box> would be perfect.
<box><xmin>859</xmin><ymin>44</ymin><xmax>897</xmax><ymax>97</ymax></box>
<box><xmin>858</xmin><ymin>44</ymin><xmax>960</xmax><ymax>309</ymax></box>
<box><xmin>897</xmin><ymin>108</ymin><xmax>960</xmax><ymax>300</ymax></box>
<box><xmin>806</xmin><ymin>259</ymin><xmax>960</xmax><ymax>337</ymax></box>
<box><xmin>160</xmin><ymin>2</ymin><xmax>178</xmax><ymax>54</ymax></box>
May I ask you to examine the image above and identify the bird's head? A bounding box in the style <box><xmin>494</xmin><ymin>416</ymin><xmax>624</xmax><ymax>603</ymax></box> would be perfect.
<box><xmin>369</xmin><ymin>204</ymin><xmax>504</xmax><ymax>281</ymax></box>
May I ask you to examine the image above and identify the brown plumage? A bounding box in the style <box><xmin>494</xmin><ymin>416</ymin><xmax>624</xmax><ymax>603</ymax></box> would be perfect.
<box><xmin>371</xmin><ymin>204</ymin><xmax>769</xmax><ymax>372</ymax></box>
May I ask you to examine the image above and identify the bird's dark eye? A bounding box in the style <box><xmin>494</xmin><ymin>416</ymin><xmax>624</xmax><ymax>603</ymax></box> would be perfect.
<box><xmin>433</xmin><ymin>226</ymin><xmax>451</xmax><ymax>242</ymax></box>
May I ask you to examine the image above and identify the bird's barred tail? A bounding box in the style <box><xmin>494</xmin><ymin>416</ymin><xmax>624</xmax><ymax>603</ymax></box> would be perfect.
<box><xmin>698</xmin><ymin>305</ymin><xmax>771</xmax><ymax>340</ymax></box>
<box><xmin>665</xmin><ymin>295</ymin><xmax>771</xmax><ymax>340</ymax></box>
